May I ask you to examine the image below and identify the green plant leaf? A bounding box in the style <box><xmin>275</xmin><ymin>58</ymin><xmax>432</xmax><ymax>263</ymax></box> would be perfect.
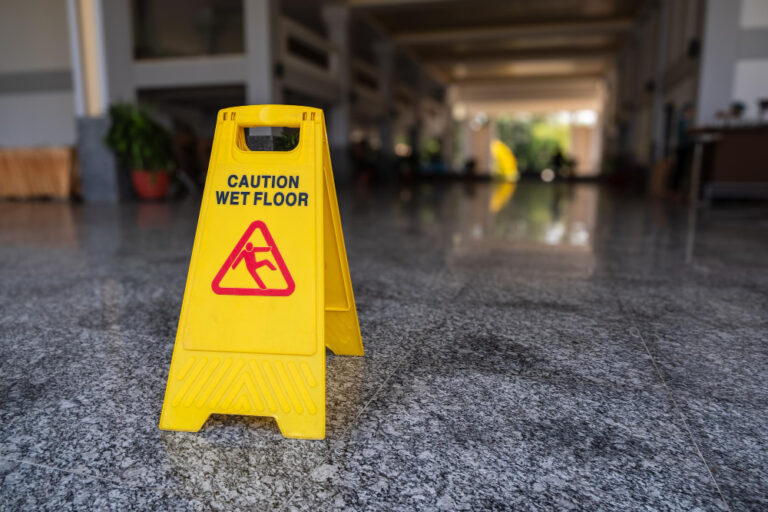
<box><xmin>104</xmin><ymin>102</ymin><xmax>175</xmax><ymax>173</ymax></box>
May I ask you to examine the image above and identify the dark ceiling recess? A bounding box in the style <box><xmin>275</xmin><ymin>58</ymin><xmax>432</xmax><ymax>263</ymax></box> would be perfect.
<box><xmin>349</xmin><ymin>0</ymin><xmax>644</xmax><ymax>83</ymax></box>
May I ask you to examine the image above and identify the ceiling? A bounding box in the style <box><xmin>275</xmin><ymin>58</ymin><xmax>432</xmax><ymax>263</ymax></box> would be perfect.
<box><xmin>349</xmin><ymin>0</ymin><xmax>643</xmax><ymax>83</ymax></box>
<box><xmin>348</xmin><ymin>0</ymin><xmax>645</xmax><ymax>114</ymax></box>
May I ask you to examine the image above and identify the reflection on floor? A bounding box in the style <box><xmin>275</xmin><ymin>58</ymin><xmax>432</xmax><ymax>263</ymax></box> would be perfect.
<box><xmin>1</xmin><ymin>182</ymin><xmax>766</xmax><ymax>510</ymax></box>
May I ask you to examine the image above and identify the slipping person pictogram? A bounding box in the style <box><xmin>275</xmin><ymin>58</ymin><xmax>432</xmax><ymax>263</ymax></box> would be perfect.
<box><xmin>211</xmin><ymin>220</ymin><xmax>295</xmax><ymax>296</ymax></box>
<box><xmin>232</xmin><ymin>242</ymin><xmax>276</xmax><ymax>289</ymax></box>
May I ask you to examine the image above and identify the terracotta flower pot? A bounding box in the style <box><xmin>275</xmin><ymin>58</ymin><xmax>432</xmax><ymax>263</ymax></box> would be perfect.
<box><xmin>131</xmin><ymin>169</ymin><xmax>170</xmax><ymax>200</ymax></box>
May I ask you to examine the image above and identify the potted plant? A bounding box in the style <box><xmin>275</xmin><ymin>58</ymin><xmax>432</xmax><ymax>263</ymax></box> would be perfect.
<box><xmin>105</xmin><ymin>103</ymin><xmax>175</xmax><ymax>200</ymax></box>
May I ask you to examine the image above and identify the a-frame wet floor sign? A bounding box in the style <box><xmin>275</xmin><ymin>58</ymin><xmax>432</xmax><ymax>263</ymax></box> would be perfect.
<box><xmin>160</xmin><ymin>105</ymin><xmax>364</xmax><ymax>439</ymax></box>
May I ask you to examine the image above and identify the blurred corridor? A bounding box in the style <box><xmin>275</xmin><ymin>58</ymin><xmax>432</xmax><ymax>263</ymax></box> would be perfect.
<box><xmin>2</xmin><ymin>0</ymin><xmax>768</xmax><ymax>200</ymax></box>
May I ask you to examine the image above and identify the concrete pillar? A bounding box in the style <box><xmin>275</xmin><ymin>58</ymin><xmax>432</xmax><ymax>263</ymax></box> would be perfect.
<box><xmin>244</xmin><ymin>0</ymin><xmax>282</xmax><ymax>105</ymax></box>
<box><xmin>100</xmin><ymin>0</ymin><xmax>135</xmax><ymax>106</ymax></box>
<box><xmin>441</xmin><ymin>110</ymin><xmax>455</xmax><ymax>172</ymax></box>
<box><xmin>463</xmin><ymin>115</ymin><xmax>491</xmax><ymax>175</ymax></box>
<box><xmin>486</xmin><ymin>117</ymin><xmax>496</xmax><ymax>173</ymax></box>
<box><xmin>408</xmin><ymin>111</ymin><xmax>422</xmax><ymax>170</ymax></box>
<box><xmin>409</xmin><ymin>71</ymin><xmax>429</xmax><ymax>169</ymax></box>
<box><xmin>323</xmin><ymin>4</ymin><xmax>352</xmax><ymax>183</ymax></box>
<box><xmin>460</xmin><ymin>118</ymin><xmax>472</xmax><ymax>172</ymax></box>
<box><xmin>374</xmin><ymin>40</ymin><xmax>395</xmax><ymax>174</ymax></box>
<box><xmin>66</xmin><ymin>0</ymin><xmax>86</xmax><ymax>118</ymax></box>
<box><xmin>651</xmin><ymin>1</ymin><xmax>668</xmax><ymax>163</ymax></box>
<box><xmin>442</xmin><ymin>86</ymin><xmax>458</xmax><ymax>171</ymax></box>
<box><xmin>696</xmin><ymin>0</ymin><xmax>739</xmax><ymax>125</ymax></box>
<box><xmin>68</xmin><ymin>0</ymin><xmax>135</xmax><ymax>202</ymax></box>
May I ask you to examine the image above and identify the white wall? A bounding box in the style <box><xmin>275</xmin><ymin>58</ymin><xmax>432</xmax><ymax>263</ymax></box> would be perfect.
<box><xmin>733</xmin><ymin>59</ymin><xmax>768</xmax><ymax>118</ymax></box>
<box><xmin>740</xmin><ymin>0</ymin><xmax>768</xmax><ymax>28</ymax></box>
<box><xmin>0</xmin><ymin>0</ymin><xmax>75</xmax><ymax>146</ymax></box>
<box><xmin>697</xmin><ymin>0</ymin><xmax>768</xmax><ymax>124</ymax></box>
<box><xmin>734</xmin><ymin>0</ymin><xmax>768</xmax><ymax>119</ymax></box>
<box><xmin>0</xmin><ymin>0</ymin><xmax>71</xmax><ymax>72</ymax></box>
<box><xmin>0</xmin><ymin>92</ymin><xmax>77</xmax><ymax>147</ymax></box>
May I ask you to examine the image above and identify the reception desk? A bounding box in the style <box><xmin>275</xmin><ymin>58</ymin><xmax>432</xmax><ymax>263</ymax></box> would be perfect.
<box><xmin>692</xmin><ymin>125</ymin><xmax>768</xmax><ymax>199</ymax></box>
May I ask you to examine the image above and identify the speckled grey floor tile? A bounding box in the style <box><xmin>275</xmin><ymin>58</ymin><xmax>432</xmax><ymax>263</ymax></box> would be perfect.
<box><xmin>284</xmin><ymin>311</ymin><xmax>729</xmax><ymax>511</ymax></box>
<box><xmin>2</xmin><ymin>183</ymin><xmax>767</xmax><ymax>511</ymax></box>
<box><xmin>0</xmin><ymin>459</ymin><xmax>206</xmax><ymax>512</ymax></box>
<box><xmin>286</xmin><ymin>376</ymin><xmax>725</xmax><ymax>511</ymax></box>
<box><xmin>631</xmin><ymin>320</ymin><xmax>768</xmax><ymax>512</ymax></box>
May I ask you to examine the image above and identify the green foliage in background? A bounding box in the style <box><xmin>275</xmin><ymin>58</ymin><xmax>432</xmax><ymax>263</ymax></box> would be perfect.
<box><xmin>105</xmin><ymin>103</ymin><xmax>174</xmax><ymax>172</ymax></box>
<box><xmin>532</xmin><ymin>122</ymin><xmax>570</xmax><ymax>152</ymax></box>
<box><xmin>496</xmin><ymin>116</ymin><xmax>570</xmax><ymax>173</ymax></box>
<box><xmin>274</xmin><ymin>129</ymin><xmax>300</xmax><ymax>151</ymax></box>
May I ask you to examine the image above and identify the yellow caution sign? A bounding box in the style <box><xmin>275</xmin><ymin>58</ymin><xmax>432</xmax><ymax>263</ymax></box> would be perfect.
<box><xmin>159</xmin><ymin>105</ymin><xmax>364</xmax><ymax>439</ymax></box>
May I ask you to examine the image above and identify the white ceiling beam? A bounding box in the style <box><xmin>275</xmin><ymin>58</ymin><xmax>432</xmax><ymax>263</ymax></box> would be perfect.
<box><xmin>347</xmin><ymin>0</ymin><xmax>452</xmax><ymax>7</ymax></box>
<box><xmin>448</xmin><ymin>73</ymin><xmax>605</xmax><ymax>86</ymax></box>
<box><xmin>133</xmin><ymin>55</ymin><xmax>246</xmax><ymax>89</ymax></box>
<box><xmin>394</xmin><ymin>18</ymin><xmax>633</xmax><ymax>44</ymax></box>
<box><xmin>353</xmin><ymin>10</ymin><xmax>448</xmax><ymax>86</ymax></box>
<box><xmin>423</xmin><ymin>48</ymin><xmax>614</xmax><ymax>66</ymax></box>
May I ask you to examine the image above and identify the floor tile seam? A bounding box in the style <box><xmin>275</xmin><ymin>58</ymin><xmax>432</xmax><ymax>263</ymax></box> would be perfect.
<box><xmin>277</xmin><ymin>268</ymin><xmax>466</xmax><ymax>511</ymax></box>
<box><xmin>628</xmin><ymin>326</ymin><xmax>732</xmax><ymax>512</ymax></box>
<box><xmin>405</xmin><ymin>364</ymin><xmax>671</xmax><ymax>398</ymax></box>
<box><xmin>0</xmin><ymin>322</ymin><xmax>167</xmax><ymax>342</ymax></box>
<box><xmin>0</xmin><ymin>455</ymin><xmax>201</xmax><ymax>501</ymax></box>
<box><xmin>625</xmin><ymin>292</ymin><xmax>768</xmax><ymax>324</ymax></box>
<box><xmin>0</xmin><ymin>325</ymin><xmax>171</xmax><ymax>368</ymax></box>
<box><xmin>617</xmin><ymin>292</ymin><xmax>768</xmax><ymax>334</ymax></box>
<box><xmin>3</xmin><ymin>453</ymin><xmax>292</xmax><ymax>509</ymax></box>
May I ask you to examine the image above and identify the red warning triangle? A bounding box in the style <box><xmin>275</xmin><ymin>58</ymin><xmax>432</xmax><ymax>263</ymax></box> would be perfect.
<box><xmin>211</xmin><ymin>220</ymin><xmax>295</xmax><ymax>296</ymax></box>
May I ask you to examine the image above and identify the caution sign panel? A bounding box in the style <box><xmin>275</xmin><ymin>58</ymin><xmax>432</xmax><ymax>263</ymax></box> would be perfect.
<box><xmin>159</xmin><ymin>105</ymin><xmax>364</xmax><ymax>439</ymax></box>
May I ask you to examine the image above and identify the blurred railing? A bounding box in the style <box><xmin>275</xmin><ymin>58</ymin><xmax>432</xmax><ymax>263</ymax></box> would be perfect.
<box><xmin>280</xmin><ymin>17</ymin><xmax>341</xmax><ymax>102</ymax></box>
<box><xmin>129</xmin><ymin>15</ymin><xmax>446</xmax><ymax>137</ymax></box>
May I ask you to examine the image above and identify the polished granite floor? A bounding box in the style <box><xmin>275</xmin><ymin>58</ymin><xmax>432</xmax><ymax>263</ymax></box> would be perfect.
<box><xmin>1</xmin><ymin>182</ymin><xmax>767</xmax><ymax>511</ymax></box>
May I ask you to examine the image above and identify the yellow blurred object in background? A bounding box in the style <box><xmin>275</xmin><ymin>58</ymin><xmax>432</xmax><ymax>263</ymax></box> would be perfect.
<box><xmin>491</xmin><ymin>140</ymin><xmax>519</xmax><ymax>182</ymax></box>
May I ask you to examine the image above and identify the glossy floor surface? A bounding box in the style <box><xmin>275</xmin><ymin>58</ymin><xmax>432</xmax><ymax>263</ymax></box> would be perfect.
<box><xmin>1</xmin><ymin>182</ymin><xmax>767</xmax><ymax>511</ymax></box>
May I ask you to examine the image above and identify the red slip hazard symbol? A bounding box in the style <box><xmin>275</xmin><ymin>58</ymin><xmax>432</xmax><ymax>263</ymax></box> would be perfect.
<box><xmin>211</xmin><ymin>221</ymin><xmax>295</xmax><ymax>296</ymax></box>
